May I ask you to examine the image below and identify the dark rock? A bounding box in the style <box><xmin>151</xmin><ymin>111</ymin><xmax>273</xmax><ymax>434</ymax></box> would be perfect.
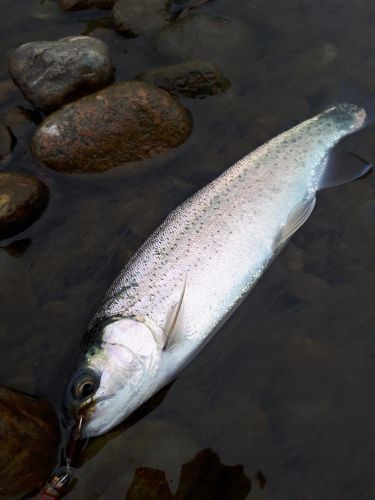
<box><xmin>154</xmin><ymin>13</ymin><xmax>250</xmax><ymax>67</ymax></box>
<box><xmin>0</xmin><ymin>173</ymin><xmax>49</xmax><ymax>240</ymax></box>
<box><xmin>113</xmin><ymin>0</ymin><xmax>169</xmax><ymax>37</ymax></box>
<box><xmin>8</xmin><ymin>36</ymin><xmax>114</xmax><ymax>112</ymax></box>
<box><xmin>32</xmin><ymin>81</ymin><xmax>192</xmax><ymax>173</ymax></box>
<box><xmin>59</xmin><ymin>0</ymin><xmax>116</xmax><ymax>10</ymax></box>
<box><xmin>138</xmin><ymin>60</ymin><xmax>230</xmax><ymax>98</ymax></box>
<box><xmin>0</xmin><ymin>386</ymin><xmax>59</xmax><ymax>498</ymax></box>
<box><xmin>0</xmin><ymin>124</ymin><xmax>12</xmax><ymax>163</ymax></box>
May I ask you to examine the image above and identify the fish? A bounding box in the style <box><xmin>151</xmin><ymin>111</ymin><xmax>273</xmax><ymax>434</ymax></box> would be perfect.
<box><xmin>64</xmin><ymin>103</ymin><xmax>370</xmax><ymax>438</ymax></box>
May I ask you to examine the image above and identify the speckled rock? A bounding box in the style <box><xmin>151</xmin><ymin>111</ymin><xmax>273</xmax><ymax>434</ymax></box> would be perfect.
<box><xmin>113</xmin><ymin>0</ymin><xmax>169</xmax><ymax>37</ymax></box>
<box><xmin>32</xmin><ymin>81</ymin><xmax>192</xmax><ymax>173</ymax></box>
<box><xmin>154</xmin><ymin>13</ymin><xmax>250</xmax><ymax>67</ymax></box>
<box><xmin>8</xmin><ymin>36</ymin><xmax>114</xmax><ymax>112</ymax></box>
<box><xmin>0</xmin><ymin>124</ymin><xmax>12</xmax><ymax>163</ymax></box>
<box><xmin>0</xmin><ymin>173</ymin><xmax>49</xmax><ymax>239</ymax></box>
<box><xmin>59</xmin><ymin>0</ymin><xmax>116</xmax><ymax>10</ymax></box>
<box><xmin>138</xmin><ymin>60</ymin><xmax>230</xmax><ymax>98</ymax></box>
<box><xmin>0</xmin><ymin>386</ymin><xmax>59</xmax><ymax>498</ymax></box>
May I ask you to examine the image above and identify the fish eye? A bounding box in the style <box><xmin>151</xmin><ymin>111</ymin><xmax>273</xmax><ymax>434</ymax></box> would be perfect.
<box><xmin>72</xmin><ymin>372</ymin><xmax>99</xmax><ymax>401</ymax></box>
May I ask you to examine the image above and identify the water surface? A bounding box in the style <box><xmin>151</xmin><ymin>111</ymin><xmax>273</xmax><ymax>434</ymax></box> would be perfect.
<box><xmin>1</xmin><ymin>1</ymin><xmax>375</xmax><ymax>499</ymax></box>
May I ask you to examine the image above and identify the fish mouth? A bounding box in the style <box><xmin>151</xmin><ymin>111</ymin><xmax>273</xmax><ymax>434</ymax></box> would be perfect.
<box><xmin>76</xmin><ymin>393</ymin><xmax>115</xmax><ymax>421</ymax></box>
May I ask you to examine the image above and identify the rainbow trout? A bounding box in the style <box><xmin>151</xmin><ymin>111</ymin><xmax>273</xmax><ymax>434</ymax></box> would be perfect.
<box><xmin>65</xmin><ymin>104</ymin><xmax>370</xmax><ymax>437</ymax></box>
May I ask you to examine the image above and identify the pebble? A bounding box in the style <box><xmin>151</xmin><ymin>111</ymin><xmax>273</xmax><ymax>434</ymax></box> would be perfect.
<box><xmin>8</xmin><ymin>36</ymin><xmax>114</xmax><ymax>112</ymax></box>
<box><xmin>32</xmin><ymin>81</ymin><xmax>192</xmax><ymax>173</ymax></box>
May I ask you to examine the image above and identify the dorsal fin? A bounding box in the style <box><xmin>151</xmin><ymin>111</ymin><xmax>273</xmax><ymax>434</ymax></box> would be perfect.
<box><xmin>319</xmin><ymin>151</ymin><xmax>372</xmax><ymax>190</ymax></box>
<box><xmin>273</xmin><ymin>197</ymin><xmax>316</xmax><ymax>252</ymax></box>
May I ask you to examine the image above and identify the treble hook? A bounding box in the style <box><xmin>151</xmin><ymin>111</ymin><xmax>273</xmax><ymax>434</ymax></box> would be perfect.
<box><xmin>34</xmin><ymin>415</ymin><xmax>84</xmax><ymax>499</ymax></box>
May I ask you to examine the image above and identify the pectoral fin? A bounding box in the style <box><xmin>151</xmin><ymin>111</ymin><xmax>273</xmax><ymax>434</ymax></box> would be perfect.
<box><xmin>163</xmin><ymin>275</ymin><xmax>187</xmax><ymax>351</ymax></box>
<box><xmin>319</xmin><ymin>151</ymin><xmax>372</xmax><ymax>190</ymax></box>
<box><xmin>273</xmin><ymin>197</ymin><xmax>316</xmax><ymax>252</ymax></box>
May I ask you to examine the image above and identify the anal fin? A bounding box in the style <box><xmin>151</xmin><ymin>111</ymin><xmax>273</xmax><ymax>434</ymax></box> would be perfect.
<box><xmin>319</xmin><ymin>151</ymin><xmax>372</xmax><ymax>190</ymax></box>
<box><xmin>273</xmin><ymin>197</ymin><xmax>316</xmax><ymax>252</ymax></box>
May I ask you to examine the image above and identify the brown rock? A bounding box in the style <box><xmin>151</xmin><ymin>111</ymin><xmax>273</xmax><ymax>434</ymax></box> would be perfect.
<box><xmin>137</xmin><ymin>60</ymin><xmax>230</xmax><ymax>98</ymax></box>
<box><xmin>32</xmin><ymin>81</ymin><xmax>192</xmax><ymax>173</ymax></box>
<box><xmin>0</xmin><ymin>173</ymin><xmax>49</xmax><ymax>240</ymax></box>
<box><xmin>0</xmin><ymin>386</ymin><xmax>60</xmax><ymax>498</ymax></box>
<box><xmin>113</xmin><ymin>0</ymin><xmax>169</xmax><ymax>37</ymax></box>
<box><xmin>59</xmin><ymin>0</ymin><xmax>116</xmax><ymax>10</ymax></box>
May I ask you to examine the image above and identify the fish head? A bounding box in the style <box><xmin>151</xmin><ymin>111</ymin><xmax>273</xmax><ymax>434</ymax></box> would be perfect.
<box><xmin>65</xmin><ymin>317</ymin><xmax>161</xmax><ymax>438</ymax></box>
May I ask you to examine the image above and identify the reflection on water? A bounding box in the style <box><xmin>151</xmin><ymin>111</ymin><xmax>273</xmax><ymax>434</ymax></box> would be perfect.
<box><xmin>1</xmin><ymin>0</ymin><xmax>375</xmax><ymax>499</ymax></box>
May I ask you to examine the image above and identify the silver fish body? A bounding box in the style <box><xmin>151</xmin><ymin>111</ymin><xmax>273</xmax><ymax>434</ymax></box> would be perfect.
<box><xmin>66</xmin><ymin>104</ymin><xmax>367</xmax><ymax>437</ymax></box>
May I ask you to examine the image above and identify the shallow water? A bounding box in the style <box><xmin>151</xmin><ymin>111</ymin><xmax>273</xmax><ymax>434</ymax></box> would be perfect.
<box><xmin>1</xmin><ymin>0</ymin><xmax>375</xmax><ymax>499</ymax></box>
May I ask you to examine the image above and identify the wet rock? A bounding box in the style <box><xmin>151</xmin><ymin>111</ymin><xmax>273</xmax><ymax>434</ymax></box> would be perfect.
<box><xmin>0</xmin><ymin>386</ymin><xmax>59</xmax><ymax>498</ymax></box>
<box><xmin>32</xmin><ymin>81</ymin><xmax>191</xmax><ymax>173</ymax></box>
<box><xmin>138</xmin><ymin>60</ymin><xmax>230</xmax><ymax>98</ymax></box>
<box><xmin>59</xmin><ymin>0</ymin><xmax>116</xmax><ymax>10</ymax></box>
<box><xmin>154</xmin><ymin>13</ymin><xmax>250</xmax><ymax>67</ymax></box>
<box><xmin>113</xmin><ymin>0</ymin><xmax>169</xmax><ymax>37</ymax></box>
<box><xmin>8</xmin><ymin>36</ymin><xmax>114</xmax><ymax>112</ymax></box>
<box><xmin>0</xmin><ymin>124</ymin><xmax>12</xmax><ymax>163</ymax></box>
<box><xmin>0</xmin><ymin>173</ymin><xmax>49</xmax><ymax>240</ymax></box>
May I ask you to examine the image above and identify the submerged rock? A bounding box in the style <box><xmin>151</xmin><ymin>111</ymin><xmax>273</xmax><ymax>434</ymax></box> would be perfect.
<box><xmin>32</xmin><ymin>81</ymin><xmax>192</xmax><ymax>173</ymax></box>
<box><xmin>113</xmin><ymin>0</ymin><xmax>169</xmax><ymax>37</ymax></box>
<box><xmin>8</xmin><ymin>36</ymin><xmax>114</xmax><ymax>112</ymax></box>
<box><xmin>59</xmin><ymin>0</ymin><xmax>116</xmax><ymax>10</ymax></box>
<box><xmin>154</xmin><ymin>13</ymin><xmax>250</xmax><ymax>67</ymax></box>
<box><xmin>0</xmin><ymin>173</ymin><xmax>49</xmax><ymax>240</ymax></box>
<box><xmin>0</xmin><ymin>124</ymin><xmax>12</xmax><ymax>163</ymax></box>
<box><xmin>126</xmin><ymin>449</ymin><xmax>251</xmax><ymax>500</ymax></box>
<box><xmin>138</xmin><ymin>60</ymin><xmax>230</xmax><ymax>98</ymax></box>
<box><xmin>0</xmin><ymin>386</ymin><xmax>59</xmax><ymax>498</ymax></box>
<box><xmin>3</xmin><ymin>106</ymin><xmax>41</xmax><ymax>145</ymax></box>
